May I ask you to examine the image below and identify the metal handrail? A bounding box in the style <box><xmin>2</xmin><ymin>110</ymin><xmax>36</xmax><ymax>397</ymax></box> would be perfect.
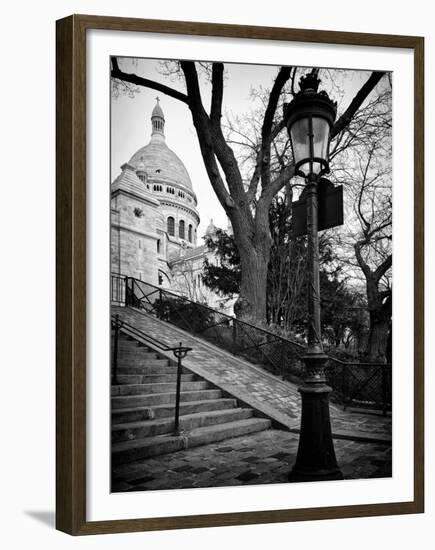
<box><xmin>124</xmin><ymin>274</ymin><xmax>306</xmax><ymax>351</ymax></box>
<box><xmin>112</xmin><ymin>273</ymin><xmax>392</xmax><ymax>413</ymax></box>
<box><xmin>123</xmin><ymin>275</ymin><xmax>391</xmax><ymax>367</ymax></box>
<box><xmin>127</xmin><ymin>277</ymin><xmax>294</xmax><ymax>375</ymax></box>
<box><xmin>111</xmin><ymin>313</ymin><xmax>192</xmax><ymax>434</ymax></box>
<box><xmin>112</xmin><ymin>314</ymin><xmax>188</xmax><ymax>353</ymax></box>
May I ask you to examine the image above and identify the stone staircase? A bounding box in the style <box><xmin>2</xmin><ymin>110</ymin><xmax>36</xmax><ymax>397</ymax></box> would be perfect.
<box><xmin>112</xmin><ymin>331</ymin><xmax>271</xmax><ymax>465</ymax></box>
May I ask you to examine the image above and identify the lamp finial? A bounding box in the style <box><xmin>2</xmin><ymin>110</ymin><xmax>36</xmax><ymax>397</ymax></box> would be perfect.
<box><xmin>299</xmin><ymin>71</ymin><xmax>321</xmax><ymax>93</ymax></box>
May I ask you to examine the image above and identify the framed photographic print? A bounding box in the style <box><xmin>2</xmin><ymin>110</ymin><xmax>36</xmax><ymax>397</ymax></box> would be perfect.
<box><xmin>56</xmin><ymin>14</ymin><xmax>424</xmax><ymax>535</ymax></box>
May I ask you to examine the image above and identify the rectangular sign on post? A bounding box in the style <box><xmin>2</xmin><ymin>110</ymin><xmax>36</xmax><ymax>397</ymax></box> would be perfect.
<box><xmin>292</xmin><ymin>181</ymin><xmax>344</xmax><ymax>238</ymax></box>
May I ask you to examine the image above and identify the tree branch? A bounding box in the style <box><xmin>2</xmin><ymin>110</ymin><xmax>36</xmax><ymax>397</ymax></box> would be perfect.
<box><xmin>210</xmin><ymin>63</ymin><xmax>224</xmax><ymax>124</ymax></box>
<box><xmin>198</xmin><ymin>64</ymin><xmax>246</xmax><ymax>202</ymax></box>
<box><xmin>247</xmin><ymin>151</ymin><xmax>262</xmax><ymax>203</ymax></box>
<box><xmin>374</xmin><ymin>254</ymin><xmax>392</xmax><ymax>281</ymax></box>
<box><xmin>260</xmin><ymin>163</ymin><xmax>296</xmax><ymax>204</ymax></box>
<box><xmin>111</xmin><ymin>57</ymin><xmax>189</xmax><ymax>104</ymax></box>
<box><xmin>331</xmin><ymin>71</ymin><xmax>386</xmax><ymax>138</ymax></box>
<box><xmin>260</xmin><ymin>67</ymin><xmax>292</xmax><ymax>191</ymax></box>
<box><xmin>357</xmin><ymin>146</ymin><xmax>376</xmax><ymax>231</ymax></box>
<box><xmin>246</xmin><ymin>101</ymin><xmax>287</xmax><ymax>203</ymax></box>
<box><xmin>179</xmin><ymin>61</ymin><xmax>234</xmax><ymax>210</ymax></box>
<box><xmin>354</xmin><ymin>240</ymin><xmax>372</xmax><ymax>279</ymax></box>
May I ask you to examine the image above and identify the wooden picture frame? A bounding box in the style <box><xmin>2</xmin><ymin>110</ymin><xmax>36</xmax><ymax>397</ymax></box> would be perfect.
<box><xmin>56</xmin><ymin>14</ymin><xmax>424</xmax><ymax>535</ymax></box>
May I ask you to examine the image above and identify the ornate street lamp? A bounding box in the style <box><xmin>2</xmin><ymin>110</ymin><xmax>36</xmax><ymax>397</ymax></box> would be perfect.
<box><xmin>284</xmin><ymin>70</ymin><xmax>343</xmax><ymax>482</ymax></box>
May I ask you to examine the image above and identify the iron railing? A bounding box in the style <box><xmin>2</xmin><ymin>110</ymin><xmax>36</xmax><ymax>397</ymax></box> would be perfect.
<box><xmin>325</xmin><ymin>357</ymin><xmax>391</xmax><ymax>415</ymax></box>
<box><xmin>111</xmin><ymin>273</ymin><xmax>391</xmax><ymax>414</ymax></box>
<box><xmin>111</xmin><ymin>273</ymin><xmax>127</xmax><ymax>306</ymax></box>
<box><xmin>111</xmin><ymin>313</ymin><xmax>192</xmax><ymax>433</ymax></box>
<box><xmin>125</xmin><ymin>275</ymin><xmax>306</xmax><ymax>375</ymax></box>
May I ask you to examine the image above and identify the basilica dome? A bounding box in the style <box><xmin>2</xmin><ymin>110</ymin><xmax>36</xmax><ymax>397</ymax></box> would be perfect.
<box><xmin>128</xmin><ymin>97</ymin><xmax>193</xmax><ymax>191</ymax></box>
<box><xmin>129</xmin><ymin>141</ymin><xmax>193</xmax><ymax>190</ymax></box>
<box><xmin>111</xmin><ymin>98</ymin><xmax>206</xmax><ymax>292</ymax></box>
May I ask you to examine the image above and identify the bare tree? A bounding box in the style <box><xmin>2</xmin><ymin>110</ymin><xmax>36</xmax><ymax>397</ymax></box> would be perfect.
<box><xmin>112</xmin><ymin>57</ymin><xmax>386</xmax><ymax>323</ymax></box>
<box><xmin>341</xmin><ymin>142</ymin><xmax>392</xmax><ymax>362</ymax></box>
<box><xmin>170</xmin><ymin>256</ymin><xmax>209</xmax><ymax>303</ymax></box>
<box><xmin>267</xmin><ymin>193</ymin><xmax>306</xmax><ymax>329</ymax></box>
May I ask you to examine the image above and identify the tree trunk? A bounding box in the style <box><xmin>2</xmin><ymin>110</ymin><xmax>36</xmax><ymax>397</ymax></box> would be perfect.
<box><xmin>111</xmin><ymin>60</ymin><xmax>388</xmax><ymax>331</ymax></box>
<box><xmin>365</xmin><ymin>311</ymin><xmax>390</xmax><ymax>363</ymax></box>
<box><xmin>234</xmin><ymin>241</ymin><xmax>270</xmax><ymax>323</ymax></box>
<box><xmin>364</xmin><ymin>280</ymin><xmax>392</xmax><ymax>363</ymax></box>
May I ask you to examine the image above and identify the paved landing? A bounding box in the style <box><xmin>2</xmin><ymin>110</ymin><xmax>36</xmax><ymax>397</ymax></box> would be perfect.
<box><xmin>113</xmin><ymin>306</ymin><xmax>391</xmax><ymax>442</ymax></box>
<box><xmin>112</xmin><ymin>428</ymin><xmax>392</xmax><ymax>492</ymax></box>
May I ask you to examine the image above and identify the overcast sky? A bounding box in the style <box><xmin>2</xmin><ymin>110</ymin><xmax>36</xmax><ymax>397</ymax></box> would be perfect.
<box><xmin>111</xmin><ymin>58</ymin><xmax>373</xmax><ymax>240</ymax></box>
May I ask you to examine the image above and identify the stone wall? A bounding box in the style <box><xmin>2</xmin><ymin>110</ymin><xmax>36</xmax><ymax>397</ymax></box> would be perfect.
<box><xmin>111</xmin><ymin>191</ymin><xmax>159</xmax><ymax>283</ymax></box>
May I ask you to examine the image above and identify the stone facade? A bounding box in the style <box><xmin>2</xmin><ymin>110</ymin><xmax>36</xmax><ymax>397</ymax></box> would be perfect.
<box><xmin>170</xmin><ymin>222</ymin><xmax>235</xmax><ymax>313</ymax></box>
<box><xmin>111</xmin><ymin>99</ymin><xmax>235</xmax><ymax>314</ymax></box>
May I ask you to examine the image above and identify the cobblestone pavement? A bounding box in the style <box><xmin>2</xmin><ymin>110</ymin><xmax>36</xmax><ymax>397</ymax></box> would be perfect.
<box><xmin>112</xmin><ymin>429</ymin><xmax>392</xmax><ymax>492</ymax></box>
<box><xmin>331</xmin><ymin>411</ymin><xmax>392</xmax><ymax>436</ymax></box>
<box><xmin>113</xmin><ymin>307</ymin><xmax>391</xmax><ymax>439</ymax></box>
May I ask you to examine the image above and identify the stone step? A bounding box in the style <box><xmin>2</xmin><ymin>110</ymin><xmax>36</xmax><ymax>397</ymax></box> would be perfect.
<box><xmin>111</xmin><ymin>381</ymin><xmax>209</xmax><ymax>396</ymax></box>
<box><xmin>112</xmin><ymin>389</ymin><xmax>223</xmax><ymax>409</ymax></box>
<box><xmin>112</xmin><ymin>417</ymin><xmax>271</xmax><ymax>464</ymax></box>
<box><xmin>113</xmin><ymin>340</ymin><xmax>155</xmax><ymax>350</ymax></box>
<box><xmin>112</xmin><ymin>398</ymin><xmax>238</xmax><ymax>423</ymax></box>
<box><xmin>117</xmin><ymin>357</ymin><xmax>170</xmax><ymax>368</ymax></box>
<box><xmin>115</xmin><ymin>346</ymin><xmax>160</xmax><ymax>356</ymax></box>
<box><xmin>112</xmin><ymin>407</ymin><xmax>254</xmax><ymax>442</ymax></box>
<box><xmin>115</xmin><ymin>340</ymin><xmax>156</xmax><ymax>349</ymax></box>
<box><xmin>115</xmin><ymin>365</ymin><xmax>187</xmax><ymax>375</ymax></box>
<box><xmin>112</xmin><ymin>347</ymin><xmax>165</xmax><ymax>359</ymax></box>
<box><xmin>116</xmin><ymin>373</ymin><xmax>195</xmax><ymax>385</ymax></box>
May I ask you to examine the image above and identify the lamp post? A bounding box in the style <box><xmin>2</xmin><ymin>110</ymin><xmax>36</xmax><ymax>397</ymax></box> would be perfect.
<box><xmin>284</xmin><ymin>70</ymin><xmax>343</xmax><ymax>482</ymax></box>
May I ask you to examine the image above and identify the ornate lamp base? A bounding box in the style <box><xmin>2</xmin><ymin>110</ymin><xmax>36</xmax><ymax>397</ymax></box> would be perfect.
<box><xmin>288</xmin><ymin>352</ymin><xmax>343</xmax><ymax>483</ymax></box>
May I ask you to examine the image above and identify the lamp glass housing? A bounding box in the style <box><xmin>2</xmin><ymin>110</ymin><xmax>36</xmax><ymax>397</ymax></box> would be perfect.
<box><xmin>290</xmin><ymin>116</ymin><xmax>331</xmax><ymax>177</ymax></box>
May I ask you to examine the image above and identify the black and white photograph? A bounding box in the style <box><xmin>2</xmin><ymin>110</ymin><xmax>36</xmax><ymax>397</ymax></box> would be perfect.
<box><xmin>1</xmin><ymin>0</ymin><xmax>429</xmax><ymax>545</ymax></box>
<box><xmin>109</xmin><ymin>56</ymin><xmax>392</xmax><ymax>492</ymax></box>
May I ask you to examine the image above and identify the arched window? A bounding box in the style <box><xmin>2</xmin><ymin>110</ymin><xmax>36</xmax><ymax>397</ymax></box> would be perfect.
<box><xmin>167</xmin><ymin>216</ymin><xmax>175</xmax><ymax>236</ymax></box>
<box><xmin>188</xmin><ymin>224</ymin><xmax>193</xmax><ymax>243</ymax></box>
<box><xmin>179</xmin><ymin>220</ymin><xmax>185</xmax><ymax>240</ymax></box>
